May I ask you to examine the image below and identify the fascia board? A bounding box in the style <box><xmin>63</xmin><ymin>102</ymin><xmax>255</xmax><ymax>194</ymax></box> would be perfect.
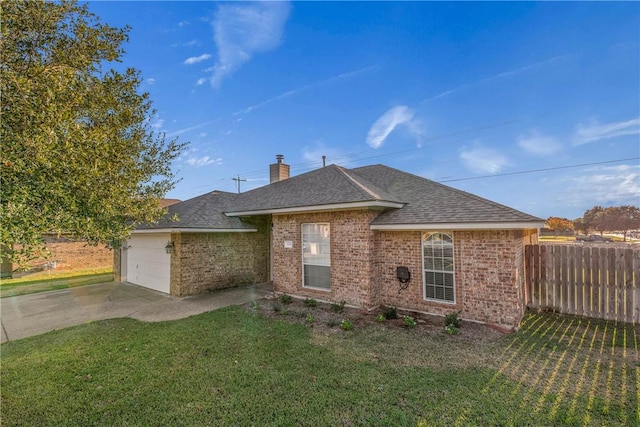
<box><xmin>225</xmin><ymin>200</ymin><xmax>404</xmax><ymax>217</ymax></box>
<box><xmin>132</xmin><ymin>228</ymin><xmax>257</xmax><ymax>234</ymax></box>
<box><xmin>370</xmin><ymin>221</ymin><xmax>545</xmax><ymax>231</ymax></box>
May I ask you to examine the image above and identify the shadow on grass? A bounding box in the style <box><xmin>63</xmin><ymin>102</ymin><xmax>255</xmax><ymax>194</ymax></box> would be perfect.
<box><xmin>480</xmin><ymin>311</ymin><xmax>639</xmax><ymax>426</ymax></box>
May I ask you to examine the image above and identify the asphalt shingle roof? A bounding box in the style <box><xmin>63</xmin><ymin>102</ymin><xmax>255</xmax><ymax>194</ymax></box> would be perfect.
<box><xmin>228</xmin><ymin>164</ymin><xmax>402</xmax><ymax>212</ymax></box>
<box><xmin>349</xmin><ymin>165</ymin><xmax>543</xmax><ymax>225</ymax></box>
<box><xmin>138</xmin><ymin>163</ymin><xmax>542</xmax><ymax>231</ymax></box>
<box><xmin>137</xmin><ymin>191</ymin><xmax>255</xmax><ymax>230</ymax></box>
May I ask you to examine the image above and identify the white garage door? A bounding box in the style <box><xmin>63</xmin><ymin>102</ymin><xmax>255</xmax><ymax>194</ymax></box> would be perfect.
<box><xmin>126</xmin><ymin>234</ymin><xmax>171</xmax><ymax>293</ymax></box>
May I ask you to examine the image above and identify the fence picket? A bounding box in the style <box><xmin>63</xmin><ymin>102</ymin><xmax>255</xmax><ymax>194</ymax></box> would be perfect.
<box><xmin>575</xmin><ymin>246</ymin><xmax>584</xmax><ymax>316</ymax></box>
<box><xmin>622</xmin><ymin>248</ymin><xmax>632</xmax><ymax>324</ymax></box>
<box><xmin>525</xmin><ymin>243</ymin><xmax>640</xmax><ymax>324</ymax></box>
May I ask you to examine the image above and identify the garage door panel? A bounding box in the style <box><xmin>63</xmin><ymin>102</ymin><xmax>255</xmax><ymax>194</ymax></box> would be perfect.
<box><xmin>126</xmin><ymin>234</ymin><xmax>171</xmax><ymax>293</ymax></box>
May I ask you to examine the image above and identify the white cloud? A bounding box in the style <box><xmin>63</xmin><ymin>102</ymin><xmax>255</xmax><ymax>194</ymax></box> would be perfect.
<box><xmin>196</xmin><ymin>77</ymin><xmax>208</xmax><ymax>86</ymax></box>
<box><xmin>459</xmin><ymin>145</ymin><xmax>511</xmax><ymax>174</ymax></box>
<box><xmin>151</xmin><ymin>119</ymin><xmax>164</xmax><ymax>130</ymax></box>
<box><xmin>233</xmin><ymin>65</ymin><xmax>375</xmax><ymax>116</ymax></box>
<box><xmin>184</xmin><ymin>53</ymin><xmax>212</xmax><ymax>65</ymax></box>
<box><xmin>573</xmin><ymin>117</ymin><xmax>640</xmax><ymax>145</ymax></box>
<box><xmin>421</xmin><ymin>54</ymin><xmax>573</xmax><ymax>104</ymax></box>
<box><xmin>561</xmin><ymin>164</ymin><xmax>640</xmax><ymax>207</ymax></box>
<box><xmin>146</xmin><ymin>78</ymin><xmax>156</xmax><ymax>85</ymax></box>
<box><xmin>366</xmin><ymin>106</ymin><xmax>417</xmax><ymax>149</ymax></box>
<box><xmin>185</xmin><ymin>156</ymin><xmax>222</xmax><ymax>167</ymax></box>
<box><xmin>517</xmin><ymin>131</ymin><xmax>562</xmax><ymax>156</ymax></box>
<box><xmin>210</xmin><ymin>2</ymin><xmax>291</xmax><ymax>87</ymax></box>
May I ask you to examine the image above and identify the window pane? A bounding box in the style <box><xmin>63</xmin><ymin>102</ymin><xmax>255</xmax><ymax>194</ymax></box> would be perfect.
<box><xmin>303</xmin><ymin>223</ymin><xmax>330</xmax><ymax>289</ymax></box>
<box><xmin>423</xmin><ymin>232</ymin><xmax>455</xmax><ymax>303</ymax></box>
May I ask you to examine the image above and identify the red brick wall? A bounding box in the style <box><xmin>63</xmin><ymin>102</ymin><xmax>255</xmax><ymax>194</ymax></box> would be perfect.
<box><xmin>271</xmin><ymin>208</ymin><xmax>537</xmax><ymax>328</ymax></box>
<box><xmin>271</xmin><ymin>210</ymin><xmax>379</xmax><ymax>307</ymax></box>
<box><xmin>13</xmin><ymin>235</ymin><xmax>113</xmax><ymax>273</ymax></box>
<box><xmin>170</xmin><ymin>217</ymin><xmax>270</xmax><ymax>296</ymax></box>
<box><xmin>374</xmin><ymin>229</ymin><xmax>536</xmax><ymax>328</ymax></box>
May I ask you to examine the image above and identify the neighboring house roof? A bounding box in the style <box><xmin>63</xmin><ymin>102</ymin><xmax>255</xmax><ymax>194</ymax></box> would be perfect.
<box><xmin>136</xmin><ymin>191</ymin><xmax>257</xmax><ymax>233</ymax></box>
<box><xmin>136</xmin><ymin>163</ymin><xmax>544</xmax><ymax>233</ymax></box>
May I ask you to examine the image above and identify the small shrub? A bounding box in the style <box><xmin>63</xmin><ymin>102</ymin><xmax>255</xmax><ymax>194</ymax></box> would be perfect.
<box><xmin>375</xmin><ymin>313</ymin><xmax>386</xmax><ymax>322</ymax></box>
<box><xmin>303</xmin><ymin>298</ymin><xmax>317</xmax><ymax>307</ymax></box>
<box><xmin>444</xmin><ymin>311</ymin><xmax>461</xmax><ymax>328</ymax></box>
<box><xmin>444</xmin><ymin>324</ymin><xmax>459</xmax><ymax>335</ymax></box>
<box><xmin>280</xmin><ymin>294</ymin><xmax>293</xmax><ymax>304</ymax></box>
<box><xmin>383</xmin><ymin>306</ymin><xmax>398</xmax><ymax>320</ymax></box>
<box><xmin>305</xmin><ymin>313</ymin><xmax>314</xmax><ymax>324</ymax></box>
<box><xmin>331</xmin><ymin>300</ymin><xmax>346</xmax><ymax>313</ymax></box>
<box><xmin>340</xmin><ymin>319</ymin><xmax>354</xmax><ymax>331</ymax></box>
<box><xmin>403</xmin><ymin>315</ymin><xmax>416</xmax><ymax>329</ymax></box>
<box><xmin>249</xmin><ymin>300</ymin><xmax>260</xmax><ymax>310</ymax></box>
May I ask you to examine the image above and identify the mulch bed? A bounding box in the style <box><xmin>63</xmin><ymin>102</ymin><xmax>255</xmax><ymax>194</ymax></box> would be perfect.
<box><xmin>244</xmin><ymin>295</ymin><xmax>507</xmax><ymax>345</ymax></box>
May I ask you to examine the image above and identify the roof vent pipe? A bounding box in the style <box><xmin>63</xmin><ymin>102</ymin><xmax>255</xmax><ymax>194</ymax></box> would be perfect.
<box><xmin>322</xmin><ymin>155</ymin><xmax>326</xmax><ymax>167</ymax></box>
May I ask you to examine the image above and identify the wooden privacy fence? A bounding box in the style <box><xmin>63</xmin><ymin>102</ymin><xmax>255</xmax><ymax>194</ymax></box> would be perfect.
<box><xmin>525</xmin><ymin>244</ymin><xmax>640</xmax><ymax>324</ymax></box>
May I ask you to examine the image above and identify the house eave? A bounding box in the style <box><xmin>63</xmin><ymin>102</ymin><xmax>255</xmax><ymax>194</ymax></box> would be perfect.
<box><xmin>225</xmin><ymin>200</ymin><xmax>404</xmax><ymax>217</ymax></box>
<box><xmin>132</xmin><ymin>227</ymin><xmax>257</xmax><ymax>234</ymax></box>
<box><xmin>370</xmin><ymin>221</ymin><xmax>545</xmax><ymax>231</ymax></box>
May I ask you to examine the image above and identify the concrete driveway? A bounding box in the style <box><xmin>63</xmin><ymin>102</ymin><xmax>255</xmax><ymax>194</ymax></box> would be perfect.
<box><xmin>0</xmin><ymin>281</ymin><xmax>273</xmax><ymax>343</ymax></box>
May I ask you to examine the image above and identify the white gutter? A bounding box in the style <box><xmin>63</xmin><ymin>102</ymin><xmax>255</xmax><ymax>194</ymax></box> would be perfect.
<box><xmin>133</xmin><ymin>228</ymin><xmax>257</xmax><ymax>234</ymax></box>
<box><xmin>370</xmin><ymin>221</ymin><xmax>545</xmax><ymax>231</ymax></box>
<box><xmin>225</xmin><ymin>200</ymin><xmax>404</xmax><ymax>217</ymax></box>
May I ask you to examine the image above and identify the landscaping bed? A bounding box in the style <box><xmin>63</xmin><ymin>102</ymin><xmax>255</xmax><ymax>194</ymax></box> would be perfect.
<box><xmin>246</xmin><ymin>294</ymin><xmax>505</xmax><ymax>346</ymax></box>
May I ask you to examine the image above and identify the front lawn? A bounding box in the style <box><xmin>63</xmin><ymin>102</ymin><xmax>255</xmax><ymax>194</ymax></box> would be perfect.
<box><xmin>1</xmin><ymin>305</ymin><xmax>637</xmax><ymax>426</ymax></box>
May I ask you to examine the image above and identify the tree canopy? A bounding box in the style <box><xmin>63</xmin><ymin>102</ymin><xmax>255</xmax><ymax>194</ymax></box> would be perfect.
<box><xmin>545</xmin><ymin>217</ymin><xmax>574</xmax><ymax>236</ymax></box>
<box><xmin>0</xmin><ymin>0</ymin><xmax>186</xmax><ymax>266</ymax></box>
<box><xmin>575</xmin><ymin>205</ymin><xmax>640</xmax><ymax>241</ymax></box>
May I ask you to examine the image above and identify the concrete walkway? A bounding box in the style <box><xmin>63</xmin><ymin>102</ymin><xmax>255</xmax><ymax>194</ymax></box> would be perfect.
<box><xmin>0</xmin><ymin>281</ymin><xmax>273</xmax><ymax>343</ymax></box>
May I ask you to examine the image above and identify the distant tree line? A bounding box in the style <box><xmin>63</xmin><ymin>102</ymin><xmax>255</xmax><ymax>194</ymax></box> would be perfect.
<box><xmin>546</xmin><ymin>205</ymin><xmax>640</xmax><ymax>241</ymax></box>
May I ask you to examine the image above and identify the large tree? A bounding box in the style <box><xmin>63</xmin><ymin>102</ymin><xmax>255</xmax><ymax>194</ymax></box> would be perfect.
<box><xmin>593</xmin><ymin>206</ymin><xmax>640</xmax><ymax>242</ymax></box>
<box><xmin>1</xmin><ymin>0</ymin><xmax>186</xmax><ymax>266</ymax></box>
<box><xmin>546</xmin><ymin>217</ymin><xmax>574</xmax><ymax>236</ymax></box>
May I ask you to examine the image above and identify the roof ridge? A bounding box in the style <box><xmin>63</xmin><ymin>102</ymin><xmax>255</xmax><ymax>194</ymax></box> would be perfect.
<box><xmin>335</xmin><ymin>166</ymin><xmax>382</xmax><ymax>200</ymax></box>
<box><xmin>356</xmin><ymin>164</ymin><xmax>541</xmax><ymax>220</ymax></box>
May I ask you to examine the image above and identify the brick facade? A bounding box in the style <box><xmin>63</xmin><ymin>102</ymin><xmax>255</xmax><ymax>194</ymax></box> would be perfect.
<box><xmin>271</xmin><ymin>210</ymin><xmax>379</xmax><ymax>307</ymax></box>
<box><xmin>374</xmin><ymin>229</ymin><xmax>535</xmax><ymax>327</ymax></box>
<box><xmin>169</xmin><ymin>217</ymin><xmax>270</xmax><ymax>296</ymax></box>
<box><xmin>10</xmin><ymin>235</ymin><xmax>113</xmax><ymax>276</ymax></box>
<box><xmin>270</xmin><ymin>208</ymin><xmax>539</xmax><ymax>328</ymax></box>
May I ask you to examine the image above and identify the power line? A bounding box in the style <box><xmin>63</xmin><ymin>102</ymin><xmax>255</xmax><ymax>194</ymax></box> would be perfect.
<box><xmin>439</xmin><ymin>157</ymin><xmax>640</xmax><ymax>183</ymax></box>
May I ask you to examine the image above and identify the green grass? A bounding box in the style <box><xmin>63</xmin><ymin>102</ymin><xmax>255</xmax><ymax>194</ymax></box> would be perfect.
<box><xmin>1</xmin><ymin>308</ymin><xmax>637</xmax><ymax>426</ymax></box>
<box><xmin>540</xmin><ymin>235</ymin><xmax>578</xmax><ymax>242</ymax></box>
<box><xmin>0</xmin><ymin>268</ymin><xmax>113</xmax><ymax>298</ymax></box>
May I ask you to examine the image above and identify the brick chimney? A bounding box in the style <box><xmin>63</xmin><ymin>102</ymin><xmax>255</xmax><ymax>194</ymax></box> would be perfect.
<box><xmin>269</xmin><ymin>154</ymin><xmax>290</xmax><ymax>184</ymax></box>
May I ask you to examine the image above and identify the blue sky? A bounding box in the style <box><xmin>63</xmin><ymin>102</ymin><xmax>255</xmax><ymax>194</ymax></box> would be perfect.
<box><xmin>88</xmin><ymin>1</ymin><xmax>639</xmax><ymax>220</ymax></box>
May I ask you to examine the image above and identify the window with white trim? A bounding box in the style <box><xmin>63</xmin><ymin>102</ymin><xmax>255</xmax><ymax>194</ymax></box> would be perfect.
<box><xmin>423</xmin><ymin>232</ymin><xmax>455</xmax><ymax>303</ymax></box>
<box><xmin>302</xmin><ymin>223</ymin><xmax>330</xmax><ymax>289</ymax></box>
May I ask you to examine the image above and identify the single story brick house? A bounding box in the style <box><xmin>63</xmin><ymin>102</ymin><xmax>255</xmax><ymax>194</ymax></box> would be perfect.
<box><xmin>117</xmin><ymin>156</ymin><xmax>543</xmax><ymax>328</ymax></box>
